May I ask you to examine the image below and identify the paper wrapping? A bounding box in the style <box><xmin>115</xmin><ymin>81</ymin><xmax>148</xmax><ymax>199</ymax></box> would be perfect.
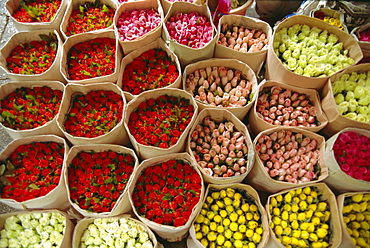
<box><xmin>128</xmin><ymin>153</ymin><xmax>205</xmax><ymax>242</ymax></box>
<box><xmin>117</xmin><ymin>37</ymin><xmax>182</xmax><ymax>102</ymax></box>
<box><xmin>186</xmin><ymin>108</ymin><xmax>255</xmax><ymax>184</ymax></box>
<box><xmin>246</xmin><ymin>126</ymin><xmax>328</xmax><ymax>194</ymax></box>
<box><xmin>214</xmin><ymin>14</ymin><xmax>272</xmax><ymax>75</ymax></box>
<box><xmin>183</xmin><ymin>58</ymin><xmax>258</xmax><ymax>120</ymax></box>
<box><xmin>0</xmin><ymin>135</ymin><xmax>70</xmax><ymax>211</ymax></box>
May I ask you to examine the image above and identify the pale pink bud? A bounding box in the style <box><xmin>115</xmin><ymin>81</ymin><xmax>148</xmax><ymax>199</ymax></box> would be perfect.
<box><xmin>240</xmin><ymin>166</ymin><xmax>247</xmax><ymax>174</ymax></box>
<box><xmin>223</xmin><ymin>135</ymin><xmax>231</xmax><ymax>144</ymax></box>
<box><xmin>305</xmin><ymin>171</ymin><xmax>316</xmax><ymax>180</ymax></box>
<box><xmin>237</xmin><ymin>158</ymin><xmax>245</xmax><ymax>166</ymax></box>
<box><xmin>282</xmin><ymin>163</ymin><xmax>291</xmax><ymax>169</ymax></box>
<box><xmin>270</xmin><ymin>99</ymin><xmax>277</xmax><ymax>106</ymax></box>
<box><xmin>196</xmin><ymin>145</ymin><xmax>203</xmax><ymax>152</ymax></box>
<box><xmin>214</xmin><ymin>95</ymin><xmax>222</xmax><ymax>105</ymax></box>
<box><xmin>221</xmin><ymin>76</ymin><xmax>228</xmax><ymax>86</ymax></box>
<box><xmin>199</xmin><ymin>92</ymin><xmax>207</xmax><ymax>101</ymax></box>
<box><xmin>221</xmin><ymin>165</ymin><xmax>228</xmax><ymax>173</ymax></box>
<box><xmin>228</xmin><ymin>143</ymin><xmax>236</xmax><ymax>151</ymax></box>
<box><xmin>229</xmin><ymin>95</ymin><xmax>238</xmax><ymax>103</ymax></box>
<box><xmin>235</xmin><ymin>142</ymin><xmax>243</xmax><ymax>151</ymax></box>
<box><xmin>292</xmin><ymin>100</ymin><xmax>301</xmax><ymax>107</ymax></box>
<box><xmin>213</xmin><ymin>155</ymin><xmax>220</xmax><ymax>165</ymax></box>
<box><xmin>271</xmin><ymin>86</ymin><xmax>282</xmax><ymax>95</ymax></box>
<box><xmin>217</xmin><ymin>86</ymin><xmax>224</xmax><ymax>96</ymax></box>
<box><xmin>212</xmin><ymin>129</ymin><xmax>220</xmax><ymax>138</ymax></box>
<box><xmin>202</xmin><ymin>142</ymin><xmax>211</xmax><ymax>149</ymax></box>
<box><xmin>225</xmin><ymin>157</ymin><xmax>233</xmax><ymax>165</ymax></box>
<box><xmin>222</xmin><ymin>137</ymin><xmax>230</xmax><ymax>147</ymax></box>
<box><xmin>210</xmin><ymin>82</ymin><xmax>217</xmax><ymax>92</ymax></box>
<box><xmin>283</xmin><ymin>151</ymin><xmax>290</xmax><ymax>160</ymax></box>
<box><xmin>191</xmin><ymin>130</ymin><xmax>199</xmax><ymax>141</ymax></box>
<box><xmin>209</xmin><ymin>149</ymin><xmax>217</xmax><ymax>157</ymax></box>
<box><xmin>198</xmin><ymin>161</ymin><xmax>207</xmax><ymax>168</ymax></box>
<box><xmin>227</xmin><ymin>69</ymin><xmax>234</xmax><ymax>81</ymax></box>
<box><xmin>297</xmin><ymin>147</ymin><xmax>307</xmax><ymax>157</ymax></box>
<box><xmin>207</xmin><ymin>163</ymin><xmax>214</xmax><ymax>168</ymax></box>
<box><xmin>259</xmin><ymin>153</ymin><xmax>270</xmax><ymax>161</ymax></box>
<box><xmin>290</xmin><ymin>92</ymin><xmax>298</xmax><ymax>101</ymax></box>
<box><xmin>210</xmin><ymin>137</ymin><xmax>218</xmax><ymax>146</ymax></box>
<box><xmin>239</xmin><ymin>79</ymin><xmax>246</xmax><ymax>88</ymax></box>
<box><xmin>221</xmin><ymin>146</ymin><xmax>229</xmax><ymax>155</ymax></box>
<box><xmin>287</xmin><ymin>178</ymin><xmax>298</xmax><ymax>184</ymax></box>
<box><xmin>222</xmin><ymin>131</ymin><xmax>231</xmax><ymax>139</ymax></box>
<box><xmin>269</xmin><ymin>113</ymin><xmax>276</xmax><ymax>120</ymax></box>
<box><xmin>269</xmin><ymin>169</ymin><xmax>279</xmax><ymax>177</ymax></box>
<box><xmin>273</xmin><ymin>161</ymin><xmax>281</xmax><ymax>169</ymax></box>
<box><xmin>219</xmin><ymin>66</ymin><xmax>227</xmax><ymax>77</ymax></box>
<box><xmin>203</xmin><ymin>168</ymin><xmax>213</xmax><ymax>176</ymax></box>
<box><xmin>213</xmin><ymin>166</ymin><xmax>221</xmax><ymax>175</ymax></box>
<box><xmin>305</xmin><ymin>162</ymin><xmax>315</xmax><ymax>171</ymax></box>
<box><xmin>298</xmin><ymin>168</ymin><xmax>307</xmax><ymax>178</ymax></box>
<box><xmin>270</xmin><ymin>93</ymin><xmax>279</xmax><ymax>101</ymax></box>
<box><xmin>265</xmin><ymin>161</ymin><xmax>273</xmax><ymax>168</ymax></box>
<box><xmin>227</xmin><ymin>169</ymin><xmax>234</xmax><ymax>176</ymax></box>
<box><xmin>233</xmin><ymin>163</ymin><xmax>240</xmax><ymax>171</ymax></box>
<box><xmin>236</xmin><ymin>150</ymin><xmax>244</xmax><ymax>158</ymax></box>
<box><xmin>229</xmin><ymin>151</ymin><xmax>236</xmax><ymax>158</ymax></box>
<box><xmin>297</xmin><ymin>116</ymin><xmax>306</xmax><ymax>124</ymax></box>
<box><xmin>212</xmin><ymin>144</ymin><xmax>221</xmax><ymax>153</ymax></box>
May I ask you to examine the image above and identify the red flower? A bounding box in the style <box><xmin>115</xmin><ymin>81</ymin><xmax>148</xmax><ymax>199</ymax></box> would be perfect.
<box><xmin>132</xmin><ymin>159</ymin><xmax>202</xmax><ymax>227</ymax></box>
<box><xmin>0</xmin><ymin>141</ymin><xmax>64</xmax><ymax>202</ymax></box>
<box><xmin>68</xmin><ymin>150</ymin><xmax>135</xmax><ymax>213</ymax></box>
<box><xmin>63</xmin><ymin>90</ymin><xmax>123</xmax><ymax>138</ymax></box>
<box><xmin>65</xmin><ymin>1</ymin><xmax>115</xmax><ymax>37</ymax></box>
<box><xmin>127</xmin><ymin>94</ymin><xmax>194</xmax><ymax>148</ymax></box>
<box><xmin>12</xmin><ymin>0</ymin><xmax>61</xmax><ymax>23</ymax></box>
<box><xmin>0</xmin><ymin>86</ymin><xmax>63</xmax><ymax>130</ymax></box>
<box><xmin>121</xmin><ymin>48</ymin><xmax>179</xmax><ymax>95</ymax></box>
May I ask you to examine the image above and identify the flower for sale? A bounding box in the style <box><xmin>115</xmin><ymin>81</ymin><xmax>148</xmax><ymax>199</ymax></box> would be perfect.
<box><xmin>121</xmin><ymin>48</ymin><xmax>179</xmax><ymax>95</ymax></box>
<box><xmin>190</xmin><ymin>116</ymin><xmax>250</xmax><ymax>178</ymax></box>
<box><xmin>273</xmin><ymin>23</ymin><xmax>355</xmax><ymax>77</ymax></box>
<box><xmin>0</xmin><ymin>86</ymin><xmax>63</xmax><ymax>130</ymax></box>
<box><xmin>359</xmin><ymin>27</ymin><xmax>370</xmax><ymax>42</ymax></box>
<box><xmin>116</xmin><ymin>8</ymin><xmax>161</xmax><ymax>41</ymax></box>
<box><xmin>314</xmin><ymin>12</ymin><xmax>344</xmax><ymax>30</ymax></box>
<box><xmin>127</xmin><ymin>94</ymin><xmax>194</xmax><ymax>148</ymax></box>
<box><xmin>67</xmin><ymin>37</ymin><xmax>116</xmax><ymax>80</ymax></box>
<box><xmin>256</xmin><ymin>85</ymin><xmax>319</xmax><ymax>127</ymax></box>
<box><xmin>341</xmin><ymin>193</ymin><xmax>370</xmax><ymax>247</ymax></box>
<box><xmin>218</xmin><ymin>24</ymin><xmax>268</xmax><ymax>53</ymax></box>
<box><xmin>79</xmin><ymin>217</ymin><xmax>154</xmax><ymax>248</ymax></box>
<box><xmin>185</xmin><ymin>65</ymin><xmax>253</xmax><ymax>108</ymax></box>
<box><xmin>63</xmin><ymin>90</ymin><xmax>123</xmax><ymax>138</ymax></box>
<box><xmin>331</xmin><ymin>71</ymin><xmax>370</xmax><ymax>124</ymax></box>
<box><xmin>0</xmin><ymin>211</ymin><xmax>66</xmax><ymax>247</ymax></box>
<box><xmin>256</xmin><ymin>129</ymin><xmax>321</xmax><ymax>184</ymax></box>
<box><xmin>165</xmin><ymin>11</ymin><xmax>214</xmax><ymax>49</ymax></box>
<box><xmin>0</xmin><ymin>141</ymin><xmax>64</xmax><ymax>202</ymax></box>
<box><xmin>64</xmin><ymin>0</ymin><xmax>115</xmax><ymax>37</ymax></box>
<box><xmin>132</xmin><ymin>159</ymin><xmax>202</xmax><ymax>227</ymax></box>
<box><xmin>11</xmin><ymin>0</ymin><xmax>62</xmax><ymax>23</ymax></box>
<box><xmin>333</xmin><ymin>131</ymin><xmax>370</xmax><ymax>182</ymax></box>
<box><xmin>68</xmin><ymin>150</ymin><xmax>135</xmax><ymax>213</ymax></box>
<box><xmin>5</xmin><ymin>32</ymin><xmax>58</xmax><ymax>75</ymax></box>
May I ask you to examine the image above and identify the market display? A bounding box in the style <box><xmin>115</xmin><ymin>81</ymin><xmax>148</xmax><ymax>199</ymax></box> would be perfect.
<box><xmin>11</xmin><ymin>0</ymin><xmax>61</xmax><ymax>23</ymax></box>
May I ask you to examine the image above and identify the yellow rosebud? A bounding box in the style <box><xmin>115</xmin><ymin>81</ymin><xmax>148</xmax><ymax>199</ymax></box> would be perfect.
<box><xmin>256</xmin><ymin>227</ymin><xmax>263</xmax><ymax>235</ymax></box>
<box><xmin>281</xmin><ymin>236</ymin><xmax>291</xmax><ymax>245</ymax></box>
<box><xmin>224</xmin><ymin>240</ymin><xmax>232</xmax><ymax>248</ymax></box>
<box><xmin>216</xmin><ymin>234</ymin><xmax>225</xmax><ymax>246</ymax></box>
<box><xmin>273</xmin><ymin>216</ymin><xmax>281</xmax><ymax>225</ymax></box>
<box><xmin>317</xmin><ymin>202</ymin><xmax>327</xmax><ymax>212</ymax></box>
<box><xmin>306</xmin><ymin>195</ymin><xmax>314</xmax><ymax>204</ymax></box>
<box><xmin>248</xmin><ymin>221</ymin><xmax>258</xmax><ymax>229</ymax></box>
<box><xmin>226</xmin><ymin>205</ymin><xmax>235</xmax><ymax>214</ymax></box>
<box><xmin>352</xmin><ymin>203</ymin><xmax>362</xmax><ymax>212</ymax></box>
<box><xmin>246</xmin><ymin>229</ymin><xmax>254</xmax><ymax>238</ymax></box>
<box><xmin>236</xmin><ymin>209</ymin><xmax>243</xmax><ymax>216</ymax></box>
<box><xmin>211</xmin><ymin>191</ymin><xmax>220</xmax><ymax>200</ymax></box>
<box><xmin>196</xmin><ymin>231</ymin><xmax>203</xmax><ymax>240</ymax></box>
<box><xmin>309</xmin><ymin>233</ymin><xmax>318</xmax><ymax>242</ymax></box>
<box><xmin>311</xmin><ymin>242</ymin><xmax>323</xmax><ymax>248</ymax></box>
<box><xmin>211</xmin><ymin>204</ymin><xmax>219</xmax><ymax>212</ymax></box>
<box><xmin>224</xmin><ymin>197</ymin><xmax>233</xmax><ymax>206</ymax></box>
<box><xmin>207</xmin><ymin>211</ymin><xmax>215</xmax><ymax>220</ymax></box>
<box><xmin>210</xmin><ymin>222</ymin><xmax>217</xmax><ymax>231</ymax></box>
<box><xmin>274</xmin><ymin>225</ymin><xmax>283</xmax><ymax>236</ymax></box>
<box><xmin>230</xmin><ymin>212</ymin><xmax>238</xmax><ymax>222</ymax></box>
<box><xmin>291</xmin><ymin>220</ymin><xmax>299</xmax><ymax>230</ymax></box>
<box><xmin>352</xmin><ymin>193</ymin><xmax>363</xmax><ymax>203</ymax></box>
<box><xmin>216</xmin><ymin>200</ymin><xmax>224</xmax><ymax>209</ymax></box>
<box><xmin>312</xmin><ymin>216</ymin><xmax>321</xmax><ymax>225</ymax></box>
<box><xmin>310</xmin><ymin>190</ymin><xmax>318</xmax><ymax>199</ymax></box>
<box><xmin>213</xmin><ymin>215</ymin><xmax>222</xmax><ymax>223</ymax></box>
<box><xmin>226</xmin><ymin>188</ymin><xmax>235</xmax><ymax>198</ymax></box>
<box><xmin>324</xmin><ymin>211</ymin><xmax>331</xmax><ymax>222</ymax></box>
<box><xmin>207</xmin><ymin>196</ymin><xmax>214</xmax><ymax>204</ymax></box>
<box><xmin>270</xmin><ymin>198</ymin><xmax>277</xmax><ymax>208</ymax></box>
<box><xmin>306</xmin><ymin>223</ymin><xmax>315</xmax><ymax>233</ymax></box>
<box><xmin>233</xmin><ymin>231</ymin><xmax>243</xmax><ymax>240</ymax></box>
<box><xmin>273</xmin><ymin>207</ymin><xmax>281</xmax><ymax>216</ymax></box>
<box><xmin>316</xmin><ymin>228</ymin><xmax>328</xmax><ymax>239</ymax></box>
<box><xmin>284</xmin><ymin>192</ymin><xmax>292</xmax><ymax>203</ymax></box>
<box><xmin>352</xmin><ymin>229</ymin><xmax>360</xmax><ymax>238</ymax></box>
<box><xmin>230</xmin><ymin>222</ymin><xmax>238</xmax><ymax>232</ymax></box>
<box><xmin>250</xmin><ymin>204</ymin><xmax>258</xmax><ymax>212</ymax></box>
<box><xmin>220</xmin><ymin>210</ymin><xmax>228</xmax><ymax>218</ymax></box>
<box><xmin>248</xmin><ymin>243</ymin><xmax>256</xmax><ymax>248</ymax></box>
<box><xmin>276</xmin><ymin>194</ymin><xmax>283</xmax><ymax>202</ymax></box>
<box><xmin>292</xmin><ymin>230</ymin><xmax>301</xmax><ymax>238</ymax></box>
<box><xmin>289</xmin><ymin>213</ymin><xmax>298</xmax><ymax>223</ymax></box>
<box><xmin>308</xmin><ymin>204</ymin><xmax>317</xmax><ymax>212</ymax></box>
<box><xmin>252</xmin><ymin>232</ymin><xmax>261</xmax><ymax>244</ymax></box>
<box><xmin>291</xmin><ymin>237</ymin><xmax>299</xmax><ymax>246</ymax></box>
<box><xmin>246</xmin><ymin>212</ymin><xmax>253</xmax><ymax>221</ymax></box>
<box><xmin>298</xmin><ymin>239</ymin><xmax>308</xmax><ymax>247</ymax></box>
<box><xmin>194</xmin><ymin>223</ymin><xmax>201</xmax><ymax>232</ymax></box>
<box><xmin>356</xmin><ymin>237</ymin><xmax>368</xmax><ymax>247</ymax></box>
<box><xmin>299</xmin><ymin>201</ymin><xmax>308</xmax><ymax>211</ymax></box>
<box><xmin>306</xmin><ymin>210</ymin><xmax>314</xmax><ymax>219</ymax></box>
<box><xmin>300</xmin><ymin>222</ymin><xmax>309</xmax><ymax>230</ymax></box>
<box><xmin>234</xmin><ymin>240</ymin><xmax>243</xmax><ymax>248</ymax></box>
<box><xmin>207</xmin><ymin>231</ymin><xmax>217</xmax><ymax>241</ymax></box>
<box><xmin>356</xmin><ymin>213</ymin><xmax>365</xmax><ymax>222</ymax></box>
<box><xmin>202</xmin><ymin>225</ymin><xmax>210</xmax><ymax>234</ymax></box>
<box><xmin>220</xmin><ymin>189</ymin><xmax>227</xmax><ymax>198</ymax></box>
<box><xmin>239</xmin><ymin>224</ymin><xmax>247</xmax><ymax>233</ymax></box>
<box><xmin>238</xmin><ymin>215</ymin><xmax>246</xmax><ymax>224</ymax></box>
<box><xmin>291</xmin><ymin>204</ymin><xmax>299</xmax><ymax>213</ymax></box>
<box><xmin>284</xmin><ymin>227</ymin><xmax>292</xmax><ymax>235</ymax></box>
<box><xmin>360</xmin><ymin>201</ymin><xmax>367</xmax><ymax>212</ymax></box>
<box><xmin>233</xmin><ymin>199</ymin><xmax>242</xmax><ymax>208</ymax></box>
<box><xmin>195</xmin><ymin>214</ymin><xmax>205</xmax><ymax>224</ymax></box>
<box><xmin>360</xmin><ymin>220</ymin><xmax>370</xmax><ymax>230</ymax></box>
<box><xmin>200</xmin><ymin>238</ymin><xmax>208</xmax><ymax>247</ymax></box>
<box><xmin>300</xmin><ymin>230</ymin><xmax>309</xmax><ymax>239</ymax></box>
<box><xmin>320</xmin><ymin>223</ymin><xmax>329</xmax><ymax>230</ymax></box>
<box><xmin>303</xmin><ymin>186</ymin><xmax>311</xmax><ymax>195</ymax></box>
<box><xmin>298</xmin><ymin>212</ymin><xmax>306</xmax><ymax>221</ymax></box>
<box><xmin>234</xmin><ymin>192</ymin><xmax>242</xmax><ymax>200</ymax></box>
<box><xmin>281</xmin><ymin>210</ymin><xmax>289</xmax><ymax>221</ymax></box>
<box><xmin>242</xmin><ymin>203</ymin><xmax>250</xmax><ymax>212</ymax></box>
<box><xmin>223</xmin><ymin>218</ymin><xmax>231</xmax><ymax>227</ymax></box>
<box><xmin>217</xmin><ymin>225</ymin><xmax>225</xmax><ymax>233</ymax></box>
<box><xmin>283</xmin><ymin>204</ymin><xmax>292</xmax><ymax>212</ymax></box>
<box><xmin>224</xmin><ymin>229</ymin><xmax>232</xmax><ymax>239</ymax></box>
<box><xmin>342</xmin><ymin>216</ymin><xmax>350</xmax><ymax>224</ymax></box>
<box><xmin>253</xmin><ymin>213</ymin><xmax>260</xmax><ymax>221</ymax></box>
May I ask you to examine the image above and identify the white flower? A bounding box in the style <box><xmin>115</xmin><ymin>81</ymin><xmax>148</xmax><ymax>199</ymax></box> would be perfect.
<box><xmin>127</xmin><ymin>238</ymin><xmax>136</xmax><ymax>247</ymax></box>
<box><xmin>20</xmin><ymin>237</ymin><xmax>30</xmax><ymax>247</ymax></box>
<box><xmin>128</xmin><ymin>227</ymin><xmax>138</xmax><ymax>238</ymax></box>
<box><xmin>93</xmin><ymin>236</ymin><xmax>103</xmax><ymax>246</ymax></box>
<box><xmin>114</xmin><ymin>237</ymin><xmax>124</xmax><ymax>247</ymax></box>
<box><xmin>29</xmin><ymin>234</ymin><xmax>41</xmax><ymax>244</ymax></box>
<box><xmin>24</xmin><ymin>228</ymin><xmax>36</xmax><ymax>238</ymax></box>
<box><xmin>0</xmin><ymin>239</ymin><xmax>8</xmax><ymax>248</ymax></box>
<box><xmin>40</xmin><ymin>231</ymin><xmax>49</xmax><ymax>241</ymax></box>
<box><xmin>141</xmin><ymin>241</ymin><xmax>154</xmax><ymax>248</ymax></box>
<box><xmin>120</xmin><ymin>223</ymin><xmax>129</xmax><ymax>233</ymax></box>
<box><xmin>139</xmin><ymin>232</ymin><xmax>150</xmax><ymax>243</ymax></box>
<box><xmin>39</xmin><ymin>216</ymin><xmax>50</xmax><ymax>226</ymax></box>
<box><xmin>121</xmin><ymin>233</ymin><xmax>130</xmax><ymax>242</ymax></box>
<box><xmin>105</xmin><ymin>221</ymin><xmax>119</xmax><ymax>233</ymax></box>
<box><xmin>50</xmin><ymin>230</ymin><xmax>63</xmax><ymax>244</ymax></box>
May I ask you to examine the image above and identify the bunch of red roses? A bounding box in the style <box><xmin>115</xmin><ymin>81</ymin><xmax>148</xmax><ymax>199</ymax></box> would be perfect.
<box><xmin>63</xmin><ymin>90</ymin><xmax>123</xmax><ymax>138</ymax></box>
<box><xmin>12</xmin><ymin>0</ymin><xmax>62</xmax><ymax>23</ymax></box>
<box><xmin>127</xmin><ymin>94</ymin><xmax>194</xmax><ymax>148</ymax></box>
<box><xmin>6</xmin><ymin>32</ymin><xmax>58</xmax><ymax>75</ymax></box>
<box><xmin>132</xmin><ymin>159</ymin><xmax>202</xmax><ymax>227</ymax></box>
<box><xmin>65</xmin><ymin>0</ymin><xmax>115</xmax><ymax>37</ymax></box>
<box><xmin>0</xmin><ymin>86</ymin><xmax>63</xmax><ymax>130</ymax></box>
<box><xmin>68</xmin><ymin>150</ymin><xmax>135</xmax><ymax>213</ymax></box>
<box><xmin>0</xmin><ymin>141</ymin><xmax>64</xmax><ymax>202</ymax></box>
<box><xmin>67</xmin><ymin>37</ymin><xmax>116</xmax><ymax>80</ymax></box>
<box><xmin>121</xmin><ymin>48</ymin><xmax>179</xmax><ymax>95</ymax></box>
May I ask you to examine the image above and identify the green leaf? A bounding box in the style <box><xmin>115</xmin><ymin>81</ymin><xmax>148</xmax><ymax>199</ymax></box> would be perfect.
<box><xmin>79</xmin><ymin>5</ymin><xmax>85</xmax><ymax>13</ymax></box>
<box><xmin>102</xmin><ymin>4</ymin><xmax>109</xmax><ymax>12</ymax></box>
<box><xmin>162</xmin><ymin>193</ymin><xmax>172</xmax><ymax>201</ymax></box>
<box><xmin>0</xmin><ymin>164</ymin><xmax>6</xmax><ymax>176</ymax></box>
<box><xmin>28</xmin><ymin>184</ymin><xmax>39</xmax><ymax>190</ymax></box>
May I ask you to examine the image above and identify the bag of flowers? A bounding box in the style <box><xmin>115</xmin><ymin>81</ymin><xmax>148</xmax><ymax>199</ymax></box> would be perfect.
<box><xmin>214</xmin><ymin>14</ymin><xmax>272</xmax><ymax>75</ymax></box>
<box><xmin>323</xmin><ymin>127</ymin><xmax>370</xmax><ymax>194</ymax></box>
<box><xmin>265</xmin><ymin>183</ymin><xmax>342</xmax><ymax>248</ymax></box>
<box><xmin>183</xmin><ymin>58</ymin><xmax>258</xmax><ymax>120</ymax></box>
<box><xmin>117</xmin><ymin>37</ymin><xmax>182</xmax><ymax>102</ymax></box>
<box><xmin>56</xmin><ymin>82</ymin><xmax>130</xmax><ymax>147</ymax></box>
<box><xmin>5</xmin><ymin>0</ymin><xmax>68</xmax><ymax>33</ymax></box>
<box><xmin>351</xmin><ymin>22</ymin><xmax>370</xmax><ymax>64</ymax></box>
<box><xmin>128</xmin><ymin>153</ymin><xmax>205</xmax><ymax>242</ymax></box>
<box><xmin>0</xmin><ymin>135</ymin><xmax>70</xmax><ymax>210</ymax></box>
<box><xmin>0</xmin><ymin>209</ymin><xmax>74</xmax><ymax>248</ymax></box>
<box><xmin>64</xmin><ymin>144</ymin><xmax>138</xmax><ymax>218</ymax></box>
<box><xmin>60</xmin><ymin>30</ymin><xmax>122</xmax><ymax>84</ymax></box>
<box><xmin>114</xmin><ymin>0</ymin><xmax>164</xmax><ymax>55</ymax></box>
<box><xmin>0</xmin><ymin>81</ymin><xmax>65</xmax><ymax>139</ymax></box>
<box><xmin>161</xmin><ymin>0</ymin><xmax>204</xmax><ymax>16</ymax></box>
<box><xmin>320</xmin><ymin>63</ymin><xmax>370</xmax><ymax>137</ymax></box>
<box><xmin>310</xmin><ymin>7</ymin><xmax>348</xmax><ymax>33</ymax></box>
<box><xmin>60</xmin><ymin>0</ymin><xmax>118</xmax><ymax>40</ymax></box>
<box><xmin>162</xmin><ymin>1</ymin><xmax>217</xmax><ymax>68</ymax></box>
<box><xmin>248</xmin><ymin>80</ymin><xmax>328</xmax><ymax>136</ymax></box>
<box><xmin>72</xmin><ymin>215</ymin><xmax>160</xmax><ymax>248</ymax></box>
<box><xmin>246</xmin><ymin>126</ymin><xmax>328</xmax><ymax>194</ymax></box>
<box><xmin>189</xmin><ymin>183</ymin><xmax>269</xmax><ymax>248</ymax></box>
<box><xmin>265</xmin><ymin>15</ymin><xmax>363</xmax><ymax>91</ymax></box>
<box><xmin>337</xmin><ymin>191</ymin><xmax>370</xmax><ymax>248</ymax></box>
<box><xmin>186</xmin><ymin>108</ymin><xmax>255</xmax><ymax>185</ymax></box>
<box><xmin>124</xmin><ymin>88</ymin><xmax>198</xmax><ymax>160</ymax></box>
<box><xmin>0</xmin><ymin>29</ymin><xmax>64</xmax><ymax>82</ymax></box>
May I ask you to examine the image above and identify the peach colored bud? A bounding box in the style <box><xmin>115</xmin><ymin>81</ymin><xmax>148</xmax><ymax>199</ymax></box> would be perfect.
<box><xmin>222</xmin><ymin>137</ymin><xmax>230</xmax><ymax>147</ymax></box>
<box><xmin>297</xmin><ymin>116</ymin><xmax>306</xmax><ymax>124</ymax></box>
<box><xmin>227</xmin><ymin>169</ymin><xmax>234</xmax><ymax>176</ymax></box>
<box><xmin>217</xmin><ymin>135</ymin><xmax>224</xmax><ymax>144</ymax></box>
<box><xmin>236</xmin><ymin>150</ymin><xmax>244</xmax><ymax>158</ymax></box>
<box><xmin>221</xmin><ymin>165</ymin><xmax>228</xmax><ymax>173</ymax></box>
<box><xmin>259</xmin><ymin>153</ymin><xmax>270</xmax><ymax>161</ymax></box>
<box><xmin>265</xmin><ymin>161</ymin><xmax>273</xmax><ymax>169</ymax></box>
<box><xmin>233</xmin><ymin>163</ymin><xmax>240</xmax><ymax>171</ymax></box>
<box><xmin>222</xmin><ymin>131</ymin><xmax>231</xmax><ymax>140</ymax></box>
<box><xmin>240</xmin><ymin>166</ymin><xmax>247</xmax><ymax>174</ymax></box>
<box><xmin>207</xmin><ymin>163</ymin><xmax>214</xmax><ymax>169</ymax></box>
<box><xmin>297</xmin><ymin>147</ymin><xmax>307</xmax><ymax>157</ymax></box>
<box><xmin>288</xmin><ymin>178</ymin><xmax>298</xmax><ymax>184</ymax></box>
<box><xmin>228</xmin><ymin>143</ymin><xmax>236</xmax><ymax>151</ymax></box>
<box><xmin>219</xmin><ymin>154</ymin><xmax>226</xmax><ymax>161</ymax></box>
<box><xmin>191</xmin><ymin>131</ymin><xmax>199</xmax><ymax>141</ymax></box>
<box><xmin>203</xmin><ymin>167</ymin><xmax>213</xmax><ymax>176</ymax></box>
<box><xmin>209</xmin><ymin>149</ymin><xmax>217</xmax><ymax>158</ymax></box>
<box><xmin>199</xmin><ymin>92</ymin><xmax>207</xmax><ymax>102</ymax></box>
<box><xmin>207</xmin><ymin>92</ymin><xmax>214</xmax><ymax>103</ymax></box>
<box><xmin>193</xmin><ymin>154</ymin><xmax>200</xmax><ymax>162</ymax></box>
<box><xmin>212</xmin><ymin>129</ymin><xmax>220</xmax><ymax>138</ymax></box>
<box><xmin>198</xmin><ymin>161</ymin><xmax>207</xmax><ymax>168</ymax></box>
<box><xmin>203</xmin><ymin>126</ymin><xmax>211</xmax><ymax>135</ymax></box>
<box><xmin>213</xmin><ymin>166</ymin><xmax>221</xmax><ymax>175</ymax></box>
<box><xmin>212</xmin><ymin>144</ymin><xmax>221</xmax><ymax>153</ymax></box>
<box><xmin>221</xmin><ymin>146</ymin><xmax>229</xmax><ymax>155</ymax></box>
<box><xmin>269</xmin><ymin>169</ymin><xmax>279</xmax><ymax>177</ymax></box>
<box><xmin>305</xmin><ymin>162</ymin><xmax>314</xmax><ymax>171</ymax></box>
<box><xmin>273</xmin><ymin>161</ymin><xmax>281</xmax><ymax>169</ymax></box>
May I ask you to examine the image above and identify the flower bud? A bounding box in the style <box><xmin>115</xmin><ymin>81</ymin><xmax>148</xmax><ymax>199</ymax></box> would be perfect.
<box><xmin>203</xmin><ymin>167</ymin><xmax>213</xmax><ymax>176</ymax></box>
<box><xmin>212</xmin><ymin>129</ymin><xmax>220</xmax><ymax>138</ymax></box>
<box><xmin>269</xmin><ymin>169</ymin><xmax>279</xmax><ymax>177</ymax></box>
<box><xmin>213</xmin><ymin>165</ymin><xmax>221</xmax><ymax>175</ymax></box>
<box><xmin>233</xmin><ymin>163</ymin><xmax>240</xmax><ymax>171</ymax></box>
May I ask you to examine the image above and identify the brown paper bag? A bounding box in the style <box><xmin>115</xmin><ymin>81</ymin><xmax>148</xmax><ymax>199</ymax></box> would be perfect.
<box><xmin>186</xmin><ymin>108</ymin><xmax>255</xmax><ymax>185</ymax></box>
<box><xmin>161</xmin><ymin>0</ymin><xmax>205</xmax><ymax>15</ymax></box>
<box><xmin>64</xmin><ymin>144</ymin><xmax>138</xmax><ymax>218</ymax></box>
<box><xmin>0</xmin><ymin>81</ymin><xmax>65</xmax><ymax>139</ymax></box>
<box><xmin>162</xmin><ymin>1</ymin><xmax>217</xmax><ymax>69</ymax></box>
<box><xmin>60</xmin><ymin>30</ymin><xmax>122</xmax><ymax>84</ymax></box>
<box><xmin>189</xmin><ymin>183</ymin><xmax>269</xmax><ymax>248</ymax></box>
<box><xmin>56</xmin><ymin>82</ymin><xmax>130</xmax><ymax>146</ymax></box>
<box><xmin>0</xmin><ymin>135</ymin><xmax>70</xmax><ymax>210</ymax></box>
<box><xmin>124</xmin><ymin>88</ymin><xmax>198</xmax><ymax>160</ymax></box>
<box><xmin>6</xmin><ymin>0</ymin><xmax>68</xmax><ymax>35</ymax></box>
<box><xmin>248</xmin><ymin>80</ymin><xmax>328</xmax><ymax>136</ymax></box>
<box><xmin>0</xmin><ymin>30</ymin><xmax>65</xmax><ymax>82</ymax></box>
<box><xmin>117</xmin><ymin>37</ymin><xmax>182</xmax><ymax>102</ymax></box>
<box><xmin>265</xmin><ymin>183</ymin><xmax>342</xmax><ymax>248</ymax></box>
<box><xmin>114</xmin><ymin>0</ymin><xmax>164</xmax><ymax>55</ymax></box>
<box><xmin>214</xmin><ymin>14</ymin><xmax>272</xmax><ymax>75</ymax></box>
<box><xmin>183</xmin><ymin>58</ymin><xmax>258</xmax><ymax>120</ymax></box>
<box><xmin>323</xmin><ymin>127</ymin><xmax>370</xmax><ymax>194</ymax></box>
<box><xmin>128</xmin><ymin>153</ymin><xmax>205</xmax><ymax>242</ymax></box>
<box><xmin>265</xmin><ymin>15</ymin><xmax>363</xmax><ymax>91</ymax></box>
<box><xmin>246</xmin><ymin>126</ymin><xmax>328</xmax><ymax>194</ymax></box>
<box><xmin>60</xmin><ymin>0</ymin><xmax>118</xmax><ymax>40</ymax></box>
<box><xmin>321</xmin><ymin>63</ymin><xmax>370</xmax><ymax>138</ymax></box>
<box><xmin>0</xmin><ymin>209</ymin><xmax>74</xmax><ymax>248</ymax></box>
